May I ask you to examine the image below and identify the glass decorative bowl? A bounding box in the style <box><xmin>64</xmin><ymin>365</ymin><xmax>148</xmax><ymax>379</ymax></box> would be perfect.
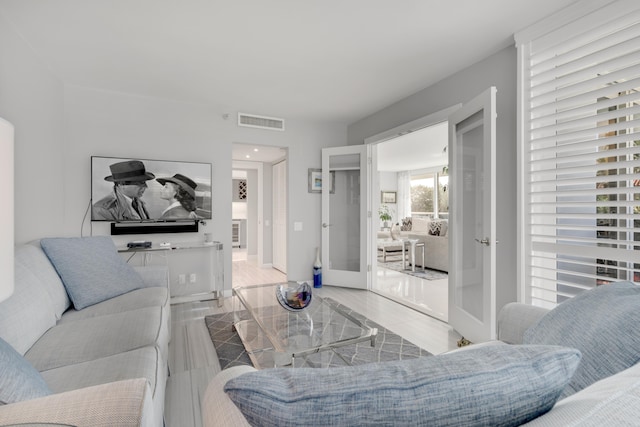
<box><xmin>276</xmin><ymin>281</ymin><xmax>313</xmax><ymax>311</ymax></box>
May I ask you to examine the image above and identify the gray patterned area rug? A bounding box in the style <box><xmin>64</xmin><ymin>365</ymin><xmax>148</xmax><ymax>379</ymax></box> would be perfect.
<box><xmin>204</xmin><ymin>297</ymin><xmax>431</xmax><ymax>370</ymax></box>
<box><xmin>379</xmin><ymin>260</ymin><xmax>448</xmax><ymax>281</ymax></box>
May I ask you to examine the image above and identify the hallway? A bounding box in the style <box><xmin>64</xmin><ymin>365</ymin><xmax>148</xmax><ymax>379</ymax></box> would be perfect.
<box><xmin>232</xmin><ymin>248</ymin><xmax>286</xmax><ymax>288</ymax></box>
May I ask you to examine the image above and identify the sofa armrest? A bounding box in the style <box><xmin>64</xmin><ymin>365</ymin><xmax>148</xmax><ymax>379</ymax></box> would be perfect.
<box><xmin>202</xmin><ymin>366</ymin><xmax>257</xmax><ymax>427</ymax></box>
<box><xmin>0</xmin><ymin>378</ymin><xmax>156</xmax><ymax>427</ymax></box>
<box><xmin>133</xmin><ymin>265</ymin><xmax>169</xmax><ymax>289</ymax></box>
<box><xmin>497</xmin><ymin>303</ymin><xmax>550</xmax><ymax>344</ymax></box>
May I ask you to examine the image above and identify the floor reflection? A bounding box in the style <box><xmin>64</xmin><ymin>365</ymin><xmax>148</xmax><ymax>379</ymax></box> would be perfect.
<box><xmin>374</xmin><ymin>264</ymin><xmax>448</xmax><ymax>322</ymax></box>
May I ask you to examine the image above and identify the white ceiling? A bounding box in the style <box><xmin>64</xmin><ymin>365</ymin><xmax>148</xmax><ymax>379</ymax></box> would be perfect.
<box><xmin>232</xmin><ymin>143</ymin><xmax>287</xmax><ymax>164</ymax></box>
<box><xmin>377</xmin><ymin>122</ymin><xmax>448</xmax><ymax>172</ymax></box>
<box><xmin>0</xmin><ymin>0</ymin><xmax>577</xmax><ymax>126</ymax></box>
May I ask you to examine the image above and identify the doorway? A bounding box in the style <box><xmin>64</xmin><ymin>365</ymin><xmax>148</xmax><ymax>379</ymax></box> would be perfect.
<box><xmin>231</xmin><ymin>143</ymin><xmax>287</xmax><ymax>288</ymax></box>
<box><xmin>370</xmin><ymin>123</ymin><xmax>450</xmax><ymax>322</ymax></box>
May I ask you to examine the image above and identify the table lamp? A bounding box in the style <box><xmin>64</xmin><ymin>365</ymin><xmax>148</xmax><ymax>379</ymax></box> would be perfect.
<box><xmin>0</xmin><ymin>117</ymin><xmax>14</xmax><ymax>302</ymax></box>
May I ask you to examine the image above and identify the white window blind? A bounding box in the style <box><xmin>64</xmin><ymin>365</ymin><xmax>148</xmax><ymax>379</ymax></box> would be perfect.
<box><xmin>516</xmin><ymin>0</ymin><xmax>640</xmax><ymax>308</ymax></box>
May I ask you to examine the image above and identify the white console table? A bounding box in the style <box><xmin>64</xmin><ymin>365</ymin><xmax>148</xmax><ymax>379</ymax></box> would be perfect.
<box><xmin>118</xmin><ymin>241</ymin><xmax>224</xmax><ymax>306</ymax></box>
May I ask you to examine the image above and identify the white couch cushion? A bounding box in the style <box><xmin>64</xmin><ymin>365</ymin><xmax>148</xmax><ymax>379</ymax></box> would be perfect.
<box><xmin>58</xmin><ymin>287</ymin><xmax>169</xmax><ymax>324</ymax></box>
<box><xmin>25</xmin><ymin>306</ymin><xmax>168</xmax><ymax>372</ymax></box>
<box><xmin>42</xmin><ymin>346</ymin><xmax>162</xmax><ymax>399</ymax></box>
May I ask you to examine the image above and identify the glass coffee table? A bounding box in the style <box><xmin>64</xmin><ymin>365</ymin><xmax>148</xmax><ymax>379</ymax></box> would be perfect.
<box><xmin>233</xmin><ymin>283</ymin><xmax>378</xmax><ymax>368</ymax></box>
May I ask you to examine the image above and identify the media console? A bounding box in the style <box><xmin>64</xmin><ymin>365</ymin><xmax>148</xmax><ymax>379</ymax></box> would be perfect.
<box><xmin>118</xmin><ymin>241</ymin><xmax>223</xmax><ymax>306</ymax></box>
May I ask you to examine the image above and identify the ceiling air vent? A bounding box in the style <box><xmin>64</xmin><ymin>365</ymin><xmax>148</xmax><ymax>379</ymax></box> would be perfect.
<box><xmin>238</xmin><ymin>113</ymin><xmax>285</xmax><ymax>131</ymax></box>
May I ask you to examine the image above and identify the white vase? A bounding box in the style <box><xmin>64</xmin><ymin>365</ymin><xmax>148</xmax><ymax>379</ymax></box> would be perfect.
<box><xmin>390</xmin><ymin>223</ymin><xmax>400</xmax><ymax>240</ymax></box>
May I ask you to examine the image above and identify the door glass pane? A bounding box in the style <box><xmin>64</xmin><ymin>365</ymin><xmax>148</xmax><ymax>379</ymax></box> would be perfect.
<box><xmin>329</xmin><ymin>154</ymin><xmax>361</xmax><ymax>272</ymax></box>
<box><xmin>455</xmin><ymin>111</ymin><xmax>485</xmax><ymax>321</ymax></box>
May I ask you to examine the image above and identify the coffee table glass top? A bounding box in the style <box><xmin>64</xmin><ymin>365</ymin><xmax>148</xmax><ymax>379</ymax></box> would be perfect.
<box><xmin>233</xmin><ymin>283</ymin><xmax>377</xmax><ymax>368</ymax></box>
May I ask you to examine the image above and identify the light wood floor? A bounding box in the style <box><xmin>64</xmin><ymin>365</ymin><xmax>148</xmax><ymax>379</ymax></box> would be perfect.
<box><xmin>164</xmin><ymin>253</ymin><xmax>460</xmax><ymax>427</ymax></box>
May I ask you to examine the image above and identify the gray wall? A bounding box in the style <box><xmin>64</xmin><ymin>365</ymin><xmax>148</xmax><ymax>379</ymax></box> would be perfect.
<box><xmin>0</xmin><ymin>13</ymin><xmax>347</xmax><ymax>293</ymax></box>
<box><xmin>349</xmin><ymin>45</ymin><xmax>518</xmax><ymax>309</ymax></box>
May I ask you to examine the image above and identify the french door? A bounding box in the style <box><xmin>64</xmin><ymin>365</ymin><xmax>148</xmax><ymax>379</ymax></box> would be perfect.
<box><xmin>321</xmin><ymin>145</ymin><xmax>370</xmax><ymax>289</ymax></box>
<box><xmin>448</xmin><ymin>87</ymin><xmax>497</xmax><ymax>343</ymax></box>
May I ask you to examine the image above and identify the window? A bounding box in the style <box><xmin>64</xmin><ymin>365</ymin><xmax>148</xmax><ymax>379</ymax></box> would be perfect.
<box><xmin>516</xmin><ymin>1</ymin><xmax>640</xmax><ymax>308</ymax></box>
<box><xmin>410</xmin><ymin>169</ymin><xmax>448</xmax><ymax>217</ymax></box>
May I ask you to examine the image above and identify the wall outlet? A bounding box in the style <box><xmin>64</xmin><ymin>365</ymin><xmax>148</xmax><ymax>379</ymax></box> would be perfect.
<box><xmin>178</xmin><ymin>274</ymin><xmax>186</xmax><ymax>285</ymax></box>
<box><xmin>189</xmin><ymin>273</ymin><xmax>197</xmax><ymax>283</ymax></box>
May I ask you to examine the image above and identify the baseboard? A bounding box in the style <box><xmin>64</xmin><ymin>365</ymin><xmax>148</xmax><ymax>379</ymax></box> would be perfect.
<box><xmin>170</xmin><ymin>291</ymin><xmax>220</xmax><ymax>305</ymax></box>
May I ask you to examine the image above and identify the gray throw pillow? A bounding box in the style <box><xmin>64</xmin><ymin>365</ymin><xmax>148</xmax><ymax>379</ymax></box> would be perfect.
<box><xmin>41</xmin><ymin>237</ymin><xmax>145</xmax><ymax>310</ymax></box>
<box><xmin>0</xmin><ymin>337</ymin><xmax>51</xmax><ymax>404</ymax></box>
<box><xmin>224</xmin><ymin>344</ymin><xmax>581</xmax><ymax>427</ymax></box>
<box><xmin>523</xmin><ymin>281</ymin><xmax>640</xmax><ymax>398</ymax></box>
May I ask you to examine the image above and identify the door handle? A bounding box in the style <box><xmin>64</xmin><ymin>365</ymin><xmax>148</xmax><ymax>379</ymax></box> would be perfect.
<box><xmin>474</xmin><ymin>238</ymin><xmax>499</xmax><ymax>246</ymax></box>
<box><xmin>322</xmin><ymin>223</ymin><xmax>331</xmax><ymax>228</ymax></box>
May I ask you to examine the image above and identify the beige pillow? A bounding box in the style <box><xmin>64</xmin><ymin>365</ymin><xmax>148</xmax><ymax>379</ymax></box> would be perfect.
<box><xmin>412</xmin><ymin>217</ymin><xmax>430</xmax><ymax>233</ymax></box>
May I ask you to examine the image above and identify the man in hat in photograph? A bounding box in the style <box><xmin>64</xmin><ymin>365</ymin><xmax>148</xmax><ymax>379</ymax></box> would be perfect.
<box><xmin>157</xmin><ymin>173</ymin><xmax>199</xmax><ymax>219</ymax></box>
<box><xmin>92</xmin><ymin>160</ymin><xmax>156</xmax><ymax>221</ymax></box>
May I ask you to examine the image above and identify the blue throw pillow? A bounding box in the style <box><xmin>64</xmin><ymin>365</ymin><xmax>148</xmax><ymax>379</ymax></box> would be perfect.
<box><xmin>41</xmin><ymin>237</ymin><xmax>145</xmax><ymax>310</ymax></box>
<box><xmin>225</xmin><ymin>344</ymin><xmax>581</xmax><ymax>427</ymax></box>
<box><xmin>524</xmin><ymin>281</ymin><xmax>640</xmax><ymax>398</ymax></box>
<box><xmin>0</xmin><ymin>337</ymin><xmax>51</xmax><ymax>404</ymax></box>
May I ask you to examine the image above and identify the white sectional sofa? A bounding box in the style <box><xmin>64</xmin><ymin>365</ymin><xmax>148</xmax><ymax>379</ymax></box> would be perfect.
<box><xmin>0</xmin><ymin>237</ymin><xmax>170</xmax><ymax>426</ymax></box>
<box><xmin>378</xmin><ymin>217</ymin><xmax>449</xmax><ymax>272</ymax></box>
<box><xmin>406</xmin><ymin>217</ymin><xmax>448</xmax><ymax>272</ymax></box>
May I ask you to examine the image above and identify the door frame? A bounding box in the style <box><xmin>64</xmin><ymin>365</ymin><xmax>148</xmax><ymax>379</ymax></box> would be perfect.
<box><xmin>364</xmin><ymin>105</ymin><xmax>461</xmax><ymax>294</ymax></box>
<box><xmin>232</xmin><ymin>161</ymin><xmax>264</xmax><ymax>266</ymax></box>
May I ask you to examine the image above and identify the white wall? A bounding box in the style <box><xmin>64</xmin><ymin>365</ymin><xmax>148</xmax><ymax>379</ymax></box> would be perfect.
<box><xmin>0</xmin><ymin>16</ymin><xmax>347</xmax><ymax>292</ymax></box>
<box><xmin>63</xmin><ymin>85</ymin><xmax>346</xmax><ymax>291</ymax></box>
<box><xmin>378</xmin><ymin>171</ymin><xmax>397</xmax><ymax>227</ymax></box>
<box><xmin>349</xmin><ymin>45</ymin><xmax>518</xmax><ymax>310</ymax></box>
<box><xmin>0</xmin><ymin>12</ymin><xmax>65</xmax><ymax>243</ymax></box>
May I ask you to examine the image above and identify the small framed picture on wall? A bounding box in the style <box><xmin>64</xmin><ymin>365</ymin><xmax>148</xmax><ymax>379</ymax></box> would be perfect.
<box><xmin>308</xmin><ymin>169</ymin><xmax>335</xmax><ymax>193</ymax></box>
<box><xmin>381</xmin><ymin>191</ymin><xmax>397</xmax><ymax>204</ymax></box>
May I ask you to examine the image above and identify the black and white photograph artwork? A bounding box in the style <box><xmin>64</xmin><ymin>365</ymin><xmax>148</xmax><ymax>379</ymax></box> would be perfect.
<box><xmin>91</xmin><ymin>156</ymin><xmax>212</xmax><ymax>222</ymax></box>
